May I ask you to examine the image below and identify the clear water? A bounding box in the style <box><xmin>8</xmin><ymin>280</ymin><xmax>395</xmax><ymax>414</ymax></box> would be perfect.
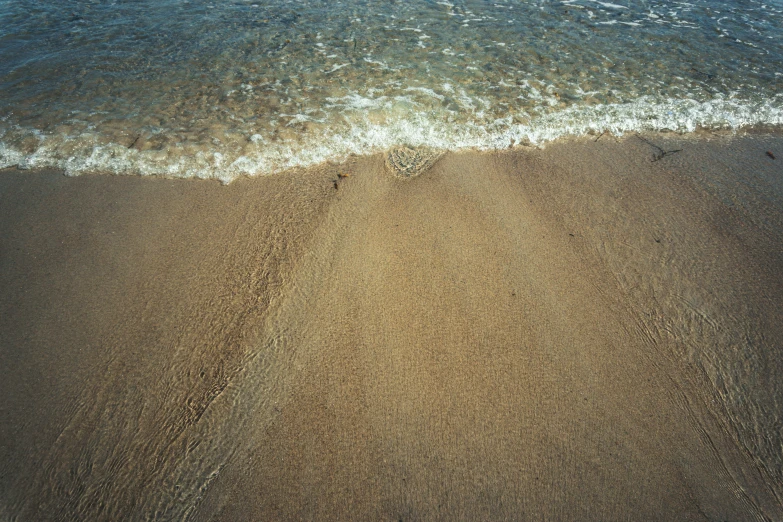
<box><xmin>1</xmin><ymin>0</ymin><xmax>782</xmax><ymax>182</ymax></box>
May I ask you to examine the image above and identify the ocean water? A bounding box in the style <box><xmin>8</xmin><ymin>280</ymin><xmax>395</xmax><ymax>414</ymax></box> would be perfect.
<box><xmin>1</xmin><ymin>0</ymin><xmax>782</xmax><ymax>182</ymax></box>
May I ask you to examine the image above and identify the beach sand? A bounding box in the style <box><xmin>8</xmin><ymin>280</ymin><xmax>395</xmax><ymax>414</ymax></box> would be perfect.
<box><xmin>1</xmin><ymin>132</ymin><xmax>782</xmax><ymax>521</ymax></box>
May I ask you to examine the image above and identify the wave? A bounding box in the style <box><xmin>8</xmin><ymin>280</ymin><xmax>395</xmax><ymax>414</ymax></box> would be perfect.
<box><xmin>2</xmin><ymin>95</ymin><xmax>782</xmax><ymax>184</ymax></box>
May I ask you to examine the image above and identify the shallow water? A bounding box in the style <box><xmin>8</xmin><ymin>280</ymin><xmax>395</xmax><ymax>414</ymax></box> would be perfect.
<box><xmin>1</xmin><ymin>0</ymin><xmax>782</xmax><ymax>181</ymax></box>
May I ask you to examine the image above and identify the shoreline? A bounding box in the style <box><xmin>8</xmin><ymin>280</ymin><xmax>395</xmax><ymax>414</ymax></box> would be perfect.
<box><xmin>1</xmin><ymin>132</ymin><xmax>782</xmax><ymax>520</ymax></box>
<box><xmin>3</xmin><ymin>115</ymin><xmax>783</xmax><ymax>184</ymax></box>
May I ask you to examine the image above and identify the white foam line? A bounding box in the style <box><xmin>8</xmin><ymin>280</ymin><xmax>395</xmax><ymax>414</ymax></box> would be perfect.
<box><xmin>2</xmin><ymin>96</ymin><xmax>782</xmax><ymax>184</ymax></box>
<box><xmin>593</xmin><ymin>1</ymin><xmax>627</xmax><ymax>9</ymax></box>
<box><xmin>404</xmin><ymin>87</ymin><xmax>445</xmax><ymax>100</ymax></box>
<box><xmin>325</xmin><ymin>63</ymin><xmax>349</xmax><ymax>74</ymax></box>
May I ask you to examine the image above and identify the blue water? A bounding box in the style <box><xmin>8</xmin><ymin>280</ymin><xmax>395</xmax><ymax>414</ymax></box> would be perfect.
<box><xmin>1</xmin><ymin>0</ymin><xmax>782</xmax><ymax>182</ymax></box>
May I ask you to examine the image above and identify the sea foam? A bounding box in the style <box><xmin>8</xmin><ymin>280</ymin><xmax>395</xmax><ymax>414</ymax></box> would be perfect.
<box><xmin>1</xmin><ymin>95</ymin><xmax>781</xmax><ymax>184</ymax></box>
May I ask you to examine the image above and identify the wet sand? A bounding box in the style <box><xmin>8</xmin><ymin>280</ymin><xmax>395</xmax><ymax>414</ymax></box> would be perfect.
<box><xmin>1</xmin><ymin>133</ymin><xmax>782</xmax><ymax>521</ymax></box>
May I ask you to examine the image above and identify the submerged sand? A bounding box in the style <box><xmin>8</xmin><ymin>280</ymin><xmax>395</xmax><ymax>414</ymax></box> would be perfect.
<box><xmin>1</xmin><ymin>132</ymin><xmax>782</xmax><ymax>520</ymax></box>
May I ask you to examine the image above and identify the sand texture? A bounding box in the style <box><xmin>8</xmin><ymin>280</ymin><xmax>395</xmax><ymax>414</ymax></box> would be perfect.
<box><xmin>1</xmin><ymin>133</ymin><xmax>782</xmax><ymax>521</ymax></box>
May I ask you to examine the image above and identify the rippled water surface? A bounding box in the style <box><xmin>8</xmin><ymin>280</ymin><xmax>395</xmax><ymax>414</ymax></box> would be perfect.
<box><xmin>1</xmin><ymin>0</ymin><xmax>782</xmax><ymax>181</ymax></box>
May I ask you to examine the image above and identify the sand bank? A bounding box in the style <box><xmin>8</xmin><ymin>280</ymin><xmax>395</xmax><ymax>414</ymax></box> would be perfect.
<box><xmin>1</xmin><ymin>132</ymin><xmax>782</xmax><ymax>520</ymax></box>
